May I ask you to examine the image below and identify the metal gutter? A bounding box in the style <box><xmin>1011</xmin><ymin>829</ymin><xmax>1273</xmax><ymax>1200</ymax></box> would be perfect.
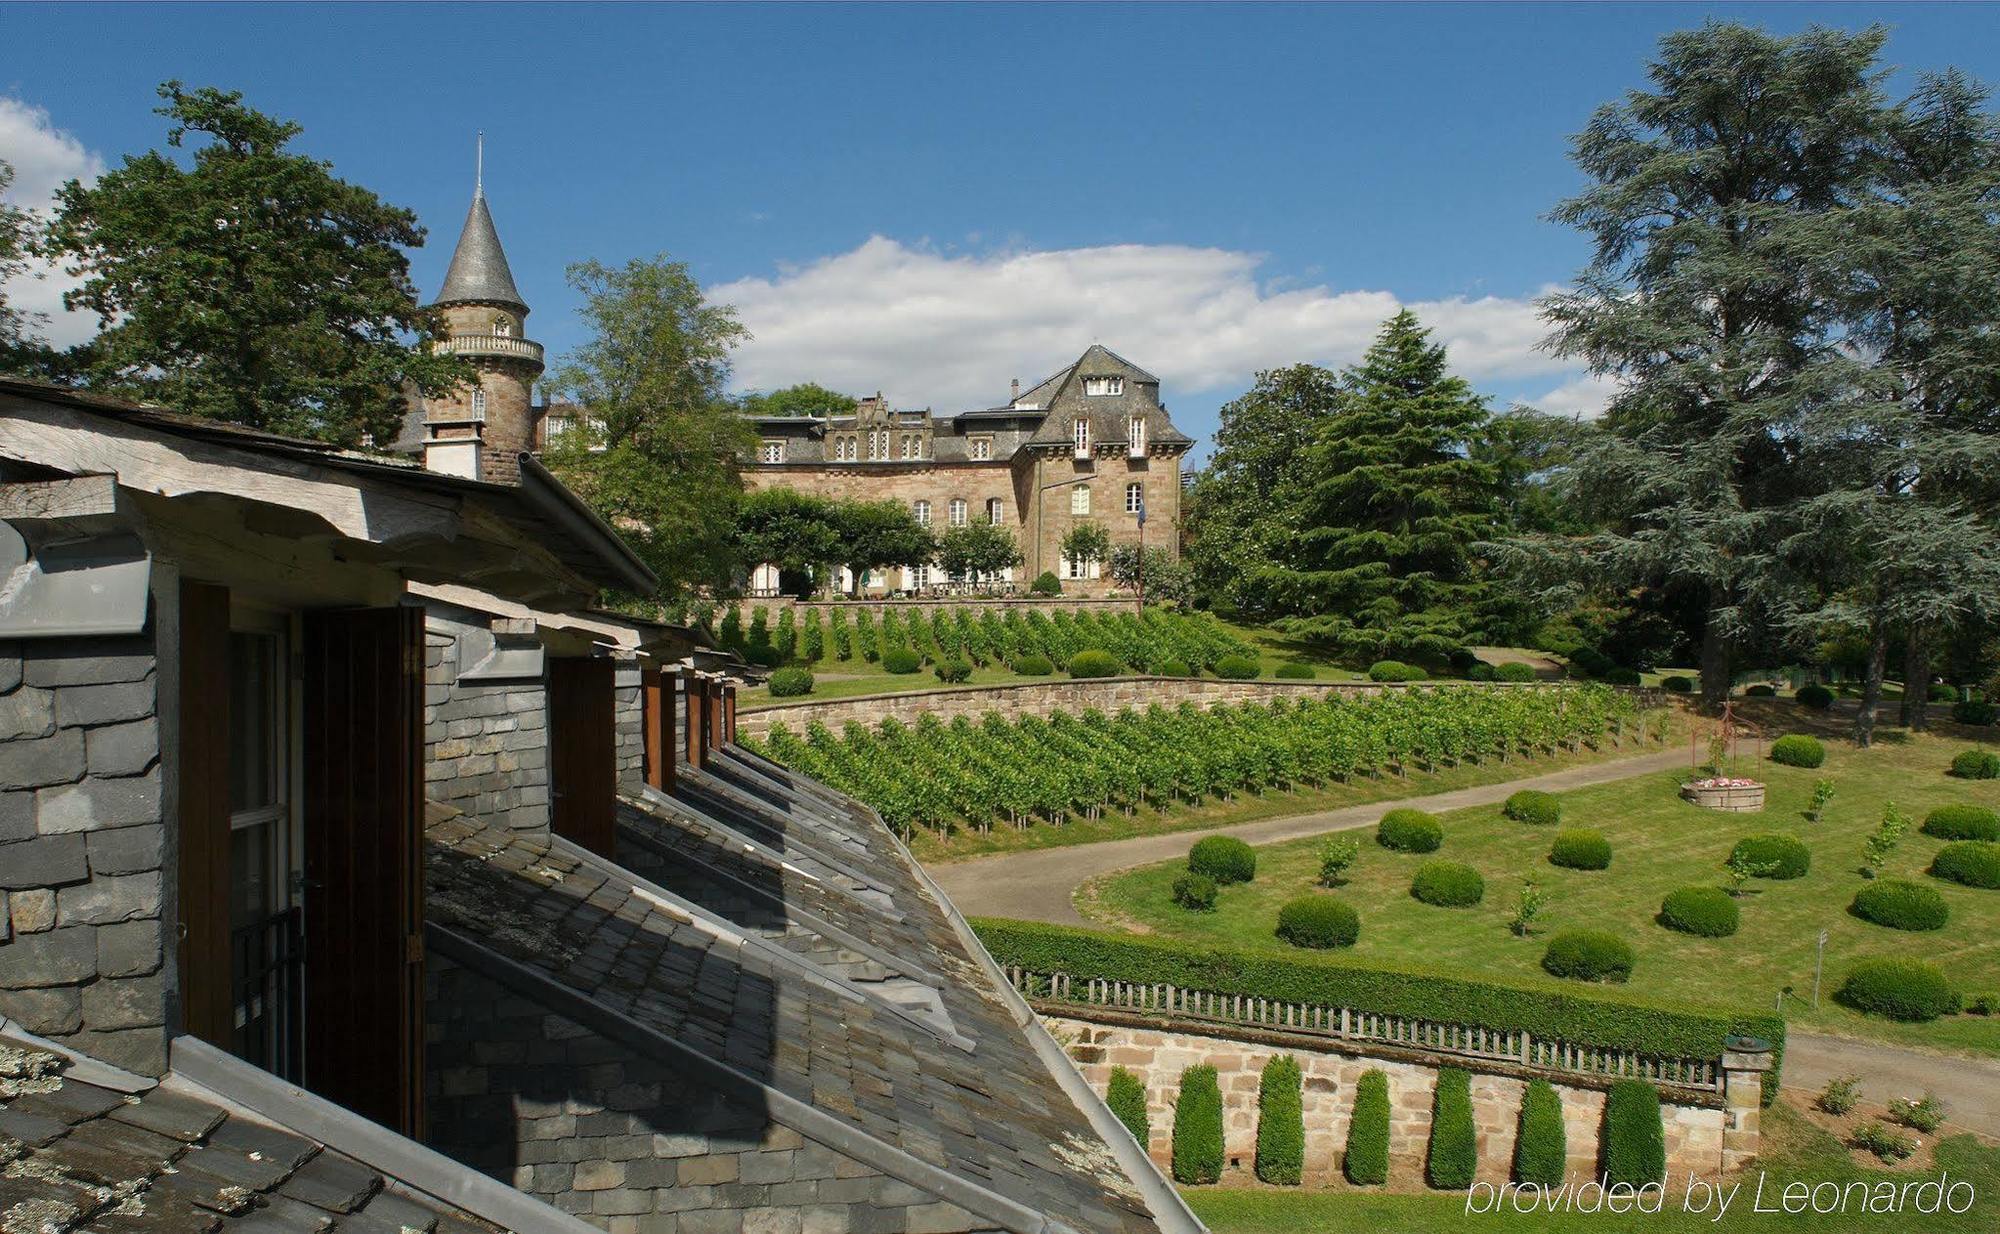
<box><xmin>515</xmin><ymin>452</ymin><xmax>658</xmax><ymax>595</ymax></box>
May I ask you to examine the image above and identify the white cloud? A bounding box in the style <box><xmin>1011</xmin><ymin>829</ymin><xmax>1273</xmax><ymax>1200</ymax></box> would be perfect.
<box><xmin>716</xmin><ymin>235</ymin><xmax>1581</xmax><ymax>412</ymax></box>
<box><xmin>1</xmin><ymin>96</ymin><xmax>106</xmax><ymax>349</ymax></box>
<box><xmin>1522</xmin><ymin>372</ymin><xmax>1618</xmax><ymax>419</ymax></box>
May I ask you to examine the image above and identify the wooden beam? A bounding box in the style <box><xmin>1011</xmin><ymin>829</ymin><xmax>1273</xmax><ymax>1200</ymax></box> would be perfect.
<box><xmin>0</xmin><ymin>474</ymin><xmax>122</xmax><ymax>521</ymax></box>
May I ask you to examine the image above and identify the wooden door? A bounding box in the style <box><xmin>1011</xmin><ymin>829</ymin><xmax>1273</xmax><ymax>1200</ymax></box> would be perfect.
<box><xmin>175</xmin><ymin>580</ymin><xmax>233</xmax><ymax>1049</ymax></box>
<box><xmin>548</xmin><ymin>657</ymin><xmax>616</xmax><ymax>857</ymax></box>
<box><xmin>683</xmin><ymin>673</ymin><xmax>704</xmax><ymax>768</ymax></box>
<box><xmin>642</xmin><ymin>665</ymin><xmax>674</xmax><ymax>792</ymax></box>
<box><xmin>301</xmin><ymin>605</ymin><xmax>424</xmax><ymax>1137</ymax></box>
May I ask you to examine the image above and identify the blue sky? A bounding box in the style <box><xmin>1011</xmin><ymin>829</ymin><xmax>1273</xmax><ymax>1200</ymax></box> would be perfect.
<box><xmin>6</xmin><ymin>2</ymin><xmax>1999</xmax><ymax>459</ymax></box>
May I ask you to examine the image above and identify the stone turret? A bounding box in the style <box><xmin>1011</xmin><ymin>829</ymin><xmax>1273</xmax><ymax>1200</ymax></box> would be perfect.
<box><xmin>422</xmin><ymin>168</ymin><xmax>543</xmax><ymax>483</ymax></box>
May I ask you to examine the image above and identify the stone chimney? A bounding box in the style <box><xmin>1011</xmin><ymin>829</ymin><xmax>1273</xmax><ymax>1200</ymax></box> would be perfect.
<box><xmin>1011</xmin><ymin>378</ymin><xmax>1021</xmax><ymax>403</ymax></box>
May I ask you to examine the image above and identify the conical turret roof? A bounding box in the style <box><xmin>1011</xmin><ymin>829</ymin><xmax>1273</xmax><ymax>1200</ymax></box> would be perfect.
<box><xmin>435</xmin><ymin>191</ymin><xmax>527</xmax><ymax>311</ymax></box>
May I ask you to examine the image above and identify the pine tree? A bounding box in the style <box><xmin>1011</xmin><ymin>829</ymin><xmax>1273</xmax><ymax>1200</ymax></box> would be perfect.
<box><xmin>1261</xmin><ymin>311</ymin><xmax>1498</xmax><ymax>662</ymax></box>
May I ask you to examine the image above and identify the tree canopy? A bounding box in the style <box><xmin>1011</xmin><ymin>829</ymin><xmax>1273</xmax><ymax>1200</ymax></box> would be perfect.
<box><xmin>738</xmin><ymin>382</ymin><xmax>858</xmax><ymax>418</ymax></box>
<box><xmin>0</xmin><ymin>159</ymin><xmax>43</xmax><ymax>365</ymax></box>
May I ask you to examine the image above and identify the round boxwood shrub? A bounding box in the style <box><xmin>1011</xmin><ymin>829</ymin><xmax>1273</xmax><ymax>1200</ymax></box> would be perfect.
<box><xmin>1768</xmin><ymin>734</ymin><xmax>1825</xmax><ymax>769</ymax></box>
<box><xmin>1028</xmin><ymin>571</ymin><xmax>1061</xmax><ymax>596</ymax></box>
<box><xmin>1274</xmin><ymin>662</ymin><xmax>1317</xmax><ymax>680</ymax></box>
<box><xmin>1171</xmin><ymin>872</ymin><xmax>1218</xmax><ymax>912</ymax></box>
<box><xmin>1745</xmin><ymin>684</ymin><xmax>1776</xmax><ymax>698</ymax></box>
<box><xmin>1170</xmin><ymin>1065</ymin><xmax>1224</xmax><ymax>1184</ymax></box>
<box><xmin>1602</xmin><ymin>1081</ymin><xmax>1667</xmax><ymax>1187</ymax></box>
<box><xmin>1368</xmin><ymin>660</ymin><xmax>1428</xmax><ymax>683</ymax></box>
<box><xmin>932</xmin><ymin>658</ymin><xmax>972</xmax><ymax>684</ymax></box>
<box><xmin>1106</xmin><ymin>1066</ymin><xmax>1149</xmax><ymax>1148</ymax></box>
<box><xmin>1344</xmin><ymin>1070</ymin><xmax>1390</xmax><ymax>1185</ymax></box>
<box><xmin>1796</xmin><ymin>683</ymin><xmax>1835</xmax><ymax>710</ymax></box>
<box><xmin>1921</xmin><ymin>804</ymin><xmax>2000</xmax><ymax>841</ymax></box>
<box><xmin>1156</xmin><ymin>658</ymin><xmax>1192</xmax><ymax>678</ymax></box>
<box><xmin>1467</xmin><ymin>662</ymin><xmax>1498</xmax><ymax>681</ymax></box>
<box><xmin>1275</xmin><ymin>895</ymin><xmax>1360</xmax><ymax>948</ymax></box>
<box><xmin>1013</xmin><ymin>653</ymin><xmax>1055</xmax><ymax>676</ymax></box>
<box><xmin>1411</xmin><ymin>860</ymin><xmax>1485</xmax><ymax>907</ymax></box>
<box><xmin>1548</xmin><ymin>829</ymin><xmax>1612</xmax><ymax>871</ymax></box>
<box><xmin>1728</xmin><ymin>833</ymin><xmax>1811</xmax><ymax>880</ymax></box>
<box><xmin>1662</xmin><ymin>675</ymin><xmax>1694</xmax><ymax>693</ymax></box>
<box><xmin>1930</xmin><ymin>841</ymin><xmax>2000</xmax><ymax>889</ymax></box>
<box><xmin>1950</xmin><ymin>748</ymin><xmax>2000</xmax><ymax>779</ymax></box>
<box><xmin>1837</xmin><ymin>958</ymin><xmax>1960</xmax><ymax>1021</ymax></box>
<box><xmin>1513</xmin><ymin>1079</ymin><xmax>1566</xmax><ymax>1188</ymax></box>
<box><xmin>766</xmin><ymin>666</ymin><xmax>815</xmax><ymax>698</ymax></box>
<box><xmin>1850</xmin><ymin>879</ymin><xmax>1951</xmax><ymax>931</ymax></box>
<box><xmin>1541</xmin><ymin>930</ymin><xmax>1635</xmax><ymax>983</ymax></box>
<box><xmin>1502</xmin><ymin>789</ymin><xmax>1560</xmax><ymax>825</ymax></box>
<box><xmin>881</xmin><ymin>646</ymin><xmax>922</xmax><ymax>675</ymax></box>
<box><xmin>1953</xmin><ymin>699</ymin><xmax>1998</xmax><ymax>726</ymax></box>
<box><xmin>1188</xmin><ymin>835</ymin><xmax>1257</xmax><ymax>885</ymax></box>
<box><xmin>1067</xmin><ymin>648</ymin><xmax>1121</xmax><ymax>678</ymax></box>
<box><xmin>1659</xmin><ymin>885</ymin><xmax>1739</xmax><ymax>937</ymax></box>
<box><xmin>1496</xmin><ymin>661</ymin><xmax>1539</xmax><ymax>683</ymax></box>
<box><xmin>1426</xmin><ymin>1067</ymin><xmax>1477</xmax><ymax>1190</ymax></box>
<box><xmin>1214</xmin><ymin>654</ymin><xmax>1261</xmax><ymax>680</ymax></box>
<box><xmin>1377</xmin><ymin>808</ymin><xmax>1443</xmax><ymax>853</ymax></box>
<box><xmin>1602</xmin><ymin>667</ymin><xmax>1643</xmax><ymax>685</ymax></box>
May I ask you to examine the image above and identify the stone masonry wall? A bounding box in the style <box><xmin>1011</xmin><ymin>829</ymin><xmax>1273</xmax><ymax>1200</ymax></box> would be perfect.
<box><xmin>424</xmin><ymin>617</ymin><xmax>551</xmax><ymax>833</ymax></box>
<box><xmin>0</xmin><ymin>634</ymin><xmax>168</xmax><ymax>1075</ymax></box>
<box><xmin>426</xmin><ymin>953</ymin><xmax>992</xmax><ymax>1233</ymax></box>
<box><xmin>614</xmin><ymin>662</ymin><xmax>644</xmax><ymax>791</ymax></box>
<box><xmin>1048</xmin><ymin>1016</ymin><xmax>1729</xmax><ymax>1189</ymax></box>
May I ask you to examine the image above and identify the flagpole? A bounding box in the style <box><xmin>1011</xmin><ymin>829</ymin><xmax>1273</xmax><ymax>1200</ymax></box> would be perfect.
<box><xmin>1136</xmin><ymin>494</ymin><xmax>1146</xmax><ymax>612</ymax></box>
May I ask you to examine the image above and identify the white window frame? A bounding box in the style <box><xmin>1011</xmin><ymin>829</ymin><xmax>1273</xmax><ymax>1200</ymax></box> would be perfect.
<box><xmin>1070</xmin><ymin>486</ymin><xmax>1091</xmax><ymax>516</ymax></box>
<box><xmin>759</xmin><ymin>439</ymin><xmax>785</xmax><ymax>464</ymax></box>
<box><xmin>986</xmin><ymin>497</ymin><xmax>1004</xmax><ymax>524</ymax></box>
<box><xmin>1129</xmin><ymin>416</ymin><xmax>1147</xmax><ymax>457</ymax></box>
<box><xmin>913</xmin><ymin>500</ymin><xmax>932</xmax><ymax>527</ymax></box>
<box><xmin>948</xmin><ymin>498</ymin><xmax>968</xmax><ymax>527</ymax></box>
<box><xmin>1084</xmin><ymin>376</ymin><xmax>1124</xmax><ymax>397</ymax></box>
<box><xmin>1126</xmin><ymin>482</ymin><xmax>1144</xmax><ymax>514</ymax></box>
<box><xmin>469</xmin><ymin>386</ymin><xmax>487</xmax><ymax>421</ymax></box>
<box><xmin>969</xmin><ymin>436</ymin><xmax>993</xmax><ymax>461</ymax></box>
<box><xmin>1074</xmin><ymin>418</ymin><xmax>1091</xmax><ymax>460</ymax></box>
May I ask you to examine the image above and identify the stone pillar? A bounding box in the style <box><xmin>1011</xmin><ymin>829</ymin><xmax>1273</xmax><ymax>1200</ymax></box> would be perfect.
<box><xmin>1719</xmin><ymin>1040</ymin><xmax>1774</xmax><ymax>1172</ymax></box>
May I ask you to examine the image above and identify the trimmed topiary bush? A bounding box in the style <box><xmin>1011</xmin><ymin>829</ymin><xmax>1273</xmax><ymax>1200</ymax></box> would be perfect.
<box><xmin>1930</xmin><ymin>841</ymin><xmax>2000</xmax><ymax>889</ymax></box>
<box><xmin>1514</xmin><ymin>1079</ymin><xmax>1566</xmax><ymax>1187</ymax></box>
<box><xmin>1426</xmin><ymin>1067</ymin><xmax>1476</xmax><ymax>1190</ymax></box>
<box><xmin>1214</xmin><ymin>654</ymin><xmax>1261</xmax><ymax>680</ymax></box>
<box><xmin>1796</xmin><ymin>683</ymin><xmax>1834</xmax><ymax>710</ymax></box>
<box><xmin>1769</xmin><ymin>734</ymin><xmax>1825</xmax><ymax>768</ymax></box>
<box><xmin>1602</xmin><ymin>1081</ymin><xmax>1666</xmax><ymax>1187</ymax></box>
<box><xmin>1107</xmin><ymin>1066</ymin><xmax>1150</xmax><ymax>1148</ymax></box>
<box><xmin>1254</xmin><ymin>1056</ymin><xmax>1305</xmax><ymax>1186</ymax></box>
<box><xmin>1171</xmin><ymin>1065</ymin><xmax>1224</xmax><ymax>1184</ymax></box>
<box><xmin>1345</xmin><ymin>1070</ymin><xmax>1390</xmax><ymax>1185</ymax></box>
<box><xmin>1850</xmin><ymin>879</ymin><xmax>1951</xmax><ymax>931</ymax></box>
<box><xmin>1953</xmin><ymin>700</ymin><xmax>1997</xmax><ymax>726</ymax></box>
<box><xmin>932</xmin><ymin>658</ymin><xmax>972</xmax><ymax>684</ymax></box>
<box><xmin>1368</xmin><ymin>660</ymin><xmax>1428</xmax><ymax>683</ymax></box>
<box><xmin>1541</xmin><ymin>930</ymin><xmax>1634</xmax><ymax>984</ymax></box>
<box><xmin>1067</xmin><ymin>648</ymin><xmax>1121</xmax><ymax>678</ymax></box>
<box><xmin>1495</xmin><ymin>661</ymin><xmax>1539</xmax><ymax>683</ymax></box>
<box><xmin>1950</xmin><ymin>749</ymin><xmax>2000</xmax><ymax>779</ymax></box>
<box><xmin>1411</xmin><ymin>861</ymin><xmax>1485</xmax><ymax>907</ymax></box>
<box><xmin>1013</xmin><ymin>653</ymin><xmax>1055</xmax><ymax>676</ymax></box>
<box><xmin>881</xmin><ymin>646</ymin><xmax>922</xmax><ymax>674</ymax></box>
<box><xmin>1923</xmin><ymin>804</ymin><xmax>2000</xmax><ymax>840</ymax></box>
<box><xmin>1745</xmin><ymin>684</ymin><xmax>1776</xmax><ymax>698</ymax></box>
<box><xmin>1029</xmin><ymin>571</ymin><xmax>1061</xmax><ymax>596</ymax></box>
<box><xmin>1189</xmin><ymin>835</ymin><xmax>1257</xmax><ymax>885</ymax></box>
<box><xmin>1602</xmin><ymin>667</ymin><xmax>1643</xmax><ymax>685</ymax></box>
<box><xmin>1275</xmin><ymin>896</ymin><xmax>1359</xmax><ymax>949</ymax></box>
<box><xmin>1659</xmin><ymin>886</ymin><xmax>1740</xmax><ymax>937</ymax></box>
<box><xmin>1156</xmin><ymin>658</ymin><xmax>1193</xmax><ymax>678</ymax></box>
<box><xmin>1377</xmin><ymin>808</ymin><xmax>1443</xmax><ymax>853</ymax></box>
<box><xmin>1838</xmin><ymin>958</ymin><xmax>1960</xmax><ymax>1022</ymax></box>
<box><xmin>1274</xmin><ymin>662</ymin><xmax>1317</xmax><ymax>680</ymax></box>
<box><xmin>1549</xmin><ymin>829</ymin><xmax>1612</xmax><ymax>871</ymax></box>
<box><xmin>766</xmin><ymin>666</ymin><xmax>815</xmax><ymax>698</ymax></box>
<box><xmin>1503</xmin><ymin>789</ymin><xmax>1561</xmax><ymax>825</ymax></box>
<box><xmin>1172</xmin><ymin>872</ymin><xmax>1218</xmax><ymax>912</ymax></box>
<box><xmin>1662</xmin><ymin>675</ymin><xmax>1694</xmax><ymax>693</ymax></box>
<box><xmin>1467</xmin><ymin>662</ymin><xmax>1499</xmax><ymax>681</ymax></box>
<box><xmin>1728</xmin><ymin>833</ymin><xmax>1811</xmax><ymax>880</ymax></box>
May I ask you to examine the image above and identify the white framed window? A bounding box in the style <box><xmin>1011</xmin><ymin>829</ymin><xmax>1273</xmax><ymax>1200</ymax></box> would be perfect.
<box><xmin>1061</xmin><ymin>554</ymin><xmax>1101</xmax><ymax>581</ymax></box>
<box><xmin>494</xmin><ymin>315</ymin><xmax>513</xmax><ymax>337</ymax></box>
<box><xmin>913</xmin><ymin>500</ymin><xmax>932</xmax><ymax>527</ymax></box>
<box><xmin>1126</xmin><ymin>482</ymin><xmax>1144</xmax><ymax>514</ymax></box>
<box><xmin>1070</xmin><ymin>486</ymin><xmax>1091</xmax><ymax>516</ymax></box>
<box><xmin>1129</xmin><ymin>415</ymin><xmax>1147</xmax><ymax>456</ymax></box>
<box><xmin>948</xmin><ymin>498</ymin><xmax>968</xmax><ymax>527</ymax></box>
<box><xmin>986</xmin><ymin>498</ymin><xmax>1004</xmax><ymax>524</ymax></box>
<box><xmin>869</xmin><ymin>429</ymin><xmax>889</xmax><ymax>461</ymax></box>
<box><xmin>902</xmin><ymin>435</ymin><xmax>925</xmax><ymax>460</ymax></box>
<box><xmin>759</xmin><ymin>440</ymin><xmax>785</xmax><ymax>464</ymax></box>
<box><xmin>969</xmin><ymin>436</ymin><xmax>993</xmax><ymax>461</ymax></box>
<box><xmin>469</xmin><ymin>386</ymin><xmax>487</xmax><ymax>421</ymax></box>
<box><xmin>1084</xmin><ymin>376</ymin><xmax>1123</xmax><ymax>397</ymax></box>
<box><xmin>1074</xmin><ymin>418</ymin><xmax>1091</xmax><ymax>459</ymax></box>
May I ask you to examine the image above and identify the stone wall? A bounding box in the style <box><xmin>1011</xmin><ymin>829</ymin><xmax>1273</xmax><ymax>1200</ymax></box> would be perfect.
<box><xmin>1048</xmin><ymin>1016</ymin><xmax>1738</xmax><ymax>1188</ymax></box>
<box><xmin>614</xmin><ymin>661</ymin><xmax>644</xmax><ymax>791</ymax></box>
<box><xmin>0</xmin><ymin>633</ymin><xmax>167</xmax><ymax>1075</ymax></box>
<box><xmin>424</xmin><ymin>614</ymin><xmax>551</xmax><ymax>833</ymax></box>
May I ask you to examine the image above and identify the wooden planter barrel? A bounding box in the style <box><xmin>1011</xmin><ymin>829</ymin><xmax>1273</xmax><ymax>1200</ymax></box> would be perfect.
<box><xmin>1680</xmin><ymin>781</ymin><xmax>1766</xmax><ymax>812</ymax></box>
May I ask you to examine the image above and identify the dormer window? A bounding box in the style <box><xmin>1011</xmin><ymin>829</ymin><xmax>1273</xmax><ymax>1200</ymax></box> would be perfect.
<box><xmin>1129</xmin><ymin>415</ymin><xmax>1147</xmax><ymax>457</ymax></box>
<box><xmin>1073</xmin><ymin>418</ymin><xmax>1091</xmax><ymax>460</ymax></box>
<box><xmin>760</xmin><ymin>440</ymin><xmax>785</xmax><ymax>464</ymax></box>
<box><xmin>1084</xmin><ymin>376</ymin><xmax>1123</xmax><ymax>397</ymax></box>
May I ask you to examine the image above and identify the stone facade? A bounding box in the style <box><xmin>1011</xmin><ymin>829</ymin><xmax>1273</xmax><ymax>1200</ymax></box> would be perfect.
<box><xmin>0</xmin><ymin>633</ymin><xmax>167</xmax><ymax>1076</ymax></box>
<box><xmin>1049</xmin><ymin>1016</ymin><xmax>1736</xmax><ymax>1188</ymax></box>
<box><xmin>615</xmin><ymin>660</ymin><xmax>645</xmax><ymax>791</ymax></box>
<box><xmin>424</xmin><ymin>614</ymin><xmax>552</xmax><ymax>833</ymax></box>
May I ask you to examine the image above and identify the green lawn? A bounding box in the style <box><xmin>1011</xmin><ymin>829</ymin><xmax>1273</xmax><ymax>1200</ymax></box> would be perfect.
<box><xmin>1185</xmin><ymin>1103</ymin><xmax>2000</xmax><ymax>1233</ymax></box>
<box><xmin>1082</xmin><ymin>726</ymin><xmax>2000</xmax><ymax>1056</ymax></box>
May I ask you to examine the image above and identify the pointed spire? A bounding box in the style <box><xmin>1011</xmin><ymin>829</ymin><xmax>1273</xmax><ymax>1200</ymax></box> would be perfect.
<box><xmin>475</xmin><ymin>130</ymin><xmax>484</xmax><ymax>197</ymax></box>
<box><xmin>435</xmin><ymin>138</ymin><xmax>526</xmax><ymax>311</ymax></box>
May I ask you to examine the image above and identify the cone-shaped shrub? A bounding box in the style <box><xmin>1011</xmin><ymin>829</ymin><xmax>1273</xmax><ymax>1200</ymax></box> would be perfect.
<box><xmin>1426</xmin><ymin>1067</ymin><xmax>1477</xmax><ymax>1189</ymax></box>
<box><xmin>1513</xmin><ymin>1079</ymin><xmax>1566</xmax><ymax>1186</ymax></box>
<box><xmin>1107</xmin><ymin>1066</ymin><xmax>1150</xmax><ymax>1149</ymax></box>
<box><xmin>1171</xmin><ymin>1065</ymin><xmax>1224</xmax><ymax>1184</ymax></box>
<box><xmin>1345</xmin><ymin>1070</ymin><xmax>1390</xmax><ymax>1185</ymax></box>
<box><xmin>1255</xmin><ymin>1056</ymin><xmax>1305</xmax><ymax>1185</ymax></box>
<box><xmin>1602</xmin><ymin>1080</ymin><xmax>1666</xmax><ymax>1186</ymax></box>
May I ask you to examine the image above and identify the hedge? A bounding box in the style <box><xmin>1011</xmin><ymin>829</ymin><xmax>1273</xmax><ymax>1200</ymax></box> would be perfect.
<box><xmin>1068</xmin><ymin>648</ymin><xmax>1121</xmax><ymax>678</ymax></box>
<box><xmin>1411</xmin><ymin>860</ymin><xmax>1485</xmax><ymax>907</ymax></box>
<box><xmin>1729</xmin><ymin>833</ymin><xmax>1810</xmax><ymax>880</ymax></box>
<box><xmin>1503</xmin><ymin>789</ymin><xmax>1561</xmax><ymax>825</ymax></box>
<box><xmin>1378</xmin><ymin>808</ymin><xmax>1444</xmax><ymax>853</ymax></box>
<box><xmin>1255</xmin><ymin>1055</ymin><xmax>1305</xmax><ymax>1185</ymax></box>
<box><xmin>1345</xmin><ymin>1070</ymin><xmax>1390</xmax><ymax>1184</ymax></box>
<box><xmin>1659</xmin><ymin>886</ymin><xmax>1739</xmax><ymax>937</ymax></box>
<box><xmin>1849</xmin><ymin>879</ymin><xmax>1950</xmax><ymax>932</ymax></box>
<box><xmin>1602</xmin><ymin>1081</ymin><xmax>1666</xmax><ymax>1186</ymax></box>
<box><xmin>1214</xmin><ymin>654</ymin><xmax>1261</xmax><ymax>680</ymax></box>
<box><xmin>1275</xmin><ymin>662</ymin><xmax>1317</xmax><ymax>680</ymax></box>
<box><xmin>1171</xmin><ymin>1065</ymin><xmax>1224</xmax><ymax>1184</ymax></box>
<box><xmin>1950</xmin><ymin>749</ymin><xmax>2000</xmax><ymax>779</ymax></box>
<box><xmin>1661</xmin><ymin>675</ymin><xmax>1694</xmax><ymax>693</ymax></box>
<box><xmin>1769</xmin><ymin>734</ymin><xmax>1825</xmax><ymax>768</ymax></box>
<box><xmin>1496</xmin><ymin>661</ymin><xmax>1539</xmax><ymax>683</ymax></box>
<box><xmin>1837</xmin><ymin>958</ymin><xmax>1960</xmax><ymax>1022</ymax></box>
<box><xmin>1368</xmin><ymin>660</ymin><xmax>1428</xmax><ymax>683</ymax></box>
<box><xmin>1276</xmin><ymin>896</ymin><xmax>1360</xmax><ymax>948</ymax></box>
<box><xmin>1922</xmin><ymin>804</ymin><xmax>2000</xmax><ymax>841</ymax></box>
<box><xmin>766</xmin><ymin>667</ymin><xmax>814</xmax><ymax>697</ymax></box>
<box><xmin>1107</xmin><ymin>1066</ymin><xmax>1149</xmax><ymax>1148</ymax></box>
<box><xmin>1427</xmin><ymin>1067</ymin><xmax>1477</xmax><ymax>1190</ymax></box>
<box><xmin>1930</xmin><ymin>841</ymin><xmax>2000</xmax><ymax>889</ymax></box>
<box><xmin>973</xmin><ymin>919</ymin><xmax>1785</xmax><ymax>1101</ymax></box>
<box><xmin>1541</xmin><ymin>929</ymin><xmax>1634</xmax><ymax>985</ymax></box>
<box><xmin>1514</xmin><ymin>1079</ymin><xmax>1566</xmax><ymax>1187</ymax></box>
<box><xmin>1189</xmin><ymin>835</ymin><xmax>1257</xmax><ymax>884</ymax></box>
<box><xmin>1549</xmin><ymin>829</ymin><xmax>1613</xmax><ymax>871</ymax></box>
<box><xmin>1953</xmin><ymin>700</ymin><xmax>1998</xmax><ymax>726</ymax></box>
<box><xmin>1796</xmin><ymin>684</ymin><xmax>1834</xmax><ymax>710</ymax></box>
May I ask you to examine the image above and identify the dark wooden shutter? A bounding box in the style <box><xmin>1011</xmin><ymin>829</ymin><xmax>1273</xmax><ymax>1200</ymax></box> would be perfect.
<box><xmin>683</xmin><ymin>673</ymin><xmax>704</xmax><ymax>768</ymax></box>
<box><xmin>175</xmin><ymin>579</ymin><xmax>232</xmax><ymax>1049</ymax></box>
<box><xmin>548</xmin><ymin>657</ymin><xmax>616</xmax><ymax>857</ymax></box>
<box><xmin>301</xmin><ymin>605</ymin><xmax>423</xmax><ymax>1137</ymax></box>
<box><xmin>642</xmin><ymin>665</ymin><xmax>674</xmax><ymax>792</ymax></box>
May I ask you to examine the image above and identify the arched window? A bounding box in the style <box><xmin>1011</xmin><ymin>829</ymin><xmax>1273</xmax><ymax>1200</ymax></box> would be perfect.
<box><xmin>470</xmin><ymin>386</ymin><xmax>487</xmax><ymax>421</ymax></box>
<box><xmin>913</xmin><ymin>500</ymin><xmax>932</xmax><ymax>527</ymax></box>
<box><xmin>1126</xmin><ymin>482</ymin><xmax>1144</xmax><ymax>514</ymax></box>
<box><xmin>1070</xmin><ymin>486</ymin><xmax>1091</xmax><ymax>516</ymax></box>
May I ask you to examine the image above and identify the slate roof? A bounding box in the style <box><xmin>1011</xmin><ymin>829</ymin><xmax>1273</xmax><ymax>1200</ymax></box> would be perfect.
<box><xmin>1024</xmin><ymin>345</ymin><xmax>1192</xmax><ymax>451</ymax></box>
<box><xmin>435</xmin><ymin>192</ymin><xmax>528</xmax><ymax>312</ymax></box>
<box><xmin>422</xmin><ymin>748</ymin><xmax>1182</xmax><ymax>1234</ymax></box>
<box><xmin>0</xmin><ymin>1035</ymin><xmax>506</xmax><ymax>1234</ymax></box>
